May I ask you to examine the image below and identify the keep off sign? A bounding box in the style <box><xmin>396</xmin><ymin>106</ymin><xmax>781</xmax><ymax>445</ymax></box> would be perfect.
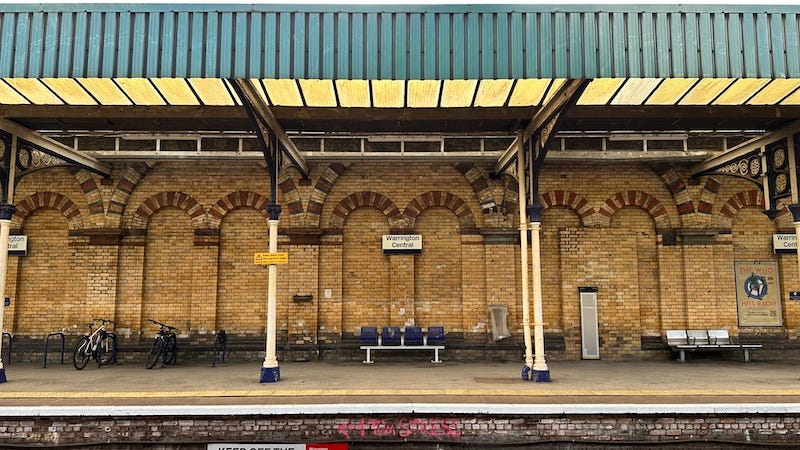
<box><xmin>254</xmin><ymin>252</ymin><xmax>289</xmax><ymax>265</ymax></box>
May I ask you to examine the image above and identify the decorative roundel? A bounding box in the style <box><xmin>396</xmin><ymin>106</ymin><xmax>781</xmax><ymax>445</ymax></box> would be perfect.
<box><xmin>738</xmin><ymin>159</ymin><xmax>749</xmax><ymax>175</ymax></box>
<box><xmin>17</xmin><ymin>147</ymin><xmax>30</xmax><ymax>168</ymax></box>
<box><xmin>773</xmin><ymin>146</ymin><xmax>787</xmax><ymax>169</ymax></box>
<box><xmin>748</xmin><ymin>157</ymin><xmax>761</xmax><ymax>177</ymax></box>
<box><xmin>775</xmin><ymin>173</ymin><xmax>789</xmax><ymax>194</ymax></box>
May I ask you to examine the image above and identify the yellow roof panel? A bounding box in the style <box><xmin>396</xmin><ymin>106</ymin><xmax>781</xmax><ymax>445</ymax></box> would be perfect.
<box><xmin>781</xmin><ymin>86</ymin><xmax>800</xmax><ymax>105</ymax></box>
<box><xmin>4</xmin><ymin>78</ymin><xmax>62</xmax><ymax>105</ymax></box>
<box><xmin>576</xmin><ymin>78</ymin><xmax>624</xmax><ymax>105</ymax></box>
<box><xmin>371</xmin><ymin>80</ymin><xmax>405</xmax><ymax>108</ymax></box>
<box><xmin>150</xmin><ymin>78</ymin><xmax>200</xmax><ymax>105</ymax></box>
<box><xmin>679</xmin><ymin>78</ymin><xmax>735</xmax><ymax>105</ymax></box>
<box><xmin>188</xmin><ymin>78</ymin><xmax>235</xmax><ymax>106</ymax></box>
<box><xmin>542</xmin><ymin>79</ymin><xmax>566</xmax><ymax>105</ymax></box>
<box><xmin>713</xmin><ymin>78</ymin><xmax>770</xmax><ymax>105</ymax></box>
<box><xmin>508</xmin><ymin>79</ymin><xmax>550</xmax><ymax>106</ymax></box>
<box><xmin>407</xmin><ymin>80</ymin><xmax>441</xmax><ymax>107</ymax></box>
<box><xmin>0</xmin><ymin>79</ymin><xmax>29</xmax><ymax>104</ymax></box>
<box><xmin>440</xmin><ymin>80</ymin><xmax>477</xmax><ymax>107</ymax></box>
<box><xmin>299</xmin><ymin>79</ymin><xmax>337</xmax><ymax>107</ymax></box>
<box><xmin>336</xmin><ymin>80</ymin><xmax>371</xmax><ymax>107</ymax></box>
<box><xmin>115</xmin><ymin>78</ymin><xmax>165</xmax><ymax>105</ymax></box>
<box><xmin>41</xmin><ymin>78</ymin><xmax>96</xmax><ymax>105</ymax></box>
<box><xmin>610</xmin><ymin>78</ymin><xmax>662</xmax><ymax>105</ymax></box>
<box><xmin>76</xmin><ymin>78</ymin><xmax>132</xmax><ymax>105</ymax></box>
<box><xmin>474</xmin><ymin>79</ymin><xmax>513</xmax><ymax>107</ymax></box>
<box><xmin>747</xmin><ymin>79</ymin><xmax>800</xmax><ymax>105</ymax></box>
<box><xmin>645</xmin><ymin>78</ymin><xmax>698</xmax><ymax>105</ymax></box>
<box><xmin>262</xmin><ymin>79</ymin><xmax>303</xmax><ymax>106</ymax></box>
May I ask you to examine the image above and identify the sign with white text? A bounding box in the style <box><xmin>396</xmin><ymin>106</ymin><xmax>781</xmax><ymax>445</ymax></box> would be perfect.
<box><xmin>735</xmin><ymin>262</ymin><xmax>782</xmax><ymax>326</ymax></box>
<box><xmin>382</xmin><ymin>234</ymin><xmax>422</xmax><ymax>254</ymax></box>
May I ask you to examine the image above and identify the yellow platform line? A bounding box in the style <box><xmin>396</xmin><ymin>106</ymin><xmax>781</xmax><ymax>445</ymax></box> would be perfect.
<box><xmin>2</xmin><ymin>388</ymin><xmax>800</xmax><ymax>399</ymax></box>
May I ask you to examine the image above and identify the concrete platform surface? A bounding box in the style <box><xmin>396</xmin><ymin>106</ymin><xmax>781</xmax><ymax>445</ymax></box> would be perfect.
<box><xmin>2</xmin><ymin>358</ymin><xmax>800</xmax><ymax>408</ymax></box>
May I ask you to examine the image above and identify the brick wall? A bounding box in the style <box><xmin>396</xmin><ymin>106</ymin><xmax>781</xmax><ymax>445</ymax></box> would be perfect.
<box><xmin>4</xmin><ymin>159</ymin><xmax>799</xmax><ymax>360</ymax></box>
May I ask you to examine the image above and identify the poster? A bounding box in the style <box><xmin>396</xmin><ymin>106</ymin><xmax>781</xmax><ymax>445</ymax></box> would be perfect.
<box><xmin>735</xmin><ymin>262</ymin><xmax>782</xmax><ymax>327</ymax></box>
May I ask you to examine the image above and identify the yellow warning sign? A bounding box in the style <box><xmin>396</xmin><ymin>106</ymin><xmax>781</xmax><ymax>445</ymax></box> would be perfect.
<box><xmin>254</xmin><ymin>252</ymin><xmax>289</xmax><ymax>265</ymax></box>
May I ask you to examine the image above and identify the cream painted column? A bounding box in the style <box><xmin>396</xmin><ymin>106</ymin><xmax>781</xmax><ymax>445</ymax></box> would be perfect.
<box><xmin>0</xmin><ymin>135</ymin><xmax>17</xmax><ymax>383</ymax></box>
<box><xmin>261</xmin><ymin>204</ymin><xmax>281</xmax><ymax>383</ymax></box>
<box><xmin>529</xmin><ymin>209</ymin><xmax>550</xmax><ymax>382</ymax></box>
<box><xmin>516</xmin><ymin>142</ymin><xmax>534</xmax><ymax>376</ymax></box>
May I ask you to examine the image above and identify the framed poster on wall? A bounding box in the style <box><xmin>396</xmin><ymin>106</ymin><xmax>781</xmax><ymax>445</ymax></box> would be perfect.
<box><xmin>734</xmin><ymin>262</ymin><xmax>782</xmax><ymax>327</ymax></box>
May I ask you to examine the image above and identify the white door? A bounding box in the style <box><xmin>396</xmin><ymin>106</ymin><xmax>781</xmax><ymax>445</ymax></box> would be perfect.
<box><xmin>580</xmin><ymin>292</ymin><xmax>600</xmax><ymax>359</ymax></box>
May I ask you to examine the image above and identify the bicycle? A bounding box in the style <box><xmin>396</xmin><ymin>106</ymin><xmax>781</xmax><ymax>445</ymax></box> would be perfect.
<box><xmin>73</xmin><ymin>318</ymin><xmax>116</xmax><ymax>370</ymax></box>
<box><xmin>145</xmin><ymin>319</ymin><xmax>178</xmax><ymax>369</ymax></box>
<box><xmin>211</xmin><ymin>329</ymin><xmax>227</xmax><ymax>367</ymax></box>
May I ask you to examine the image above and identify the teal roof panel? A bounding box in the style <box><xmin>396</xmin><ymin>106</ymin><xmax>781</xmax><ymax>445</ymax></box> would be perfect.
<box><xmin>0</xmin><ymin>4</ymin><xmax>798</xmax><ymax>79</ymax></box>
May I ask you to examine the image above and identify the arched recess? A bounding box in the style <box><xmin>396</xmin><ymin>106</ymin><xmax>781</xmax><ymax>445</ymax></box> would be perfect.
<box><xmin>12</xmin><ymin>207</ymin><xmax>88</xmax><ymax>336</ymax></box>
<box><xmin>329</xmin><ymin>191</ymin><xmax>403</xmax><ymax>231</ymax></box>
<box><xmin>307</xmin><ymin>162</ymin><xmax>350</xmax><ymax>227</ymax></box>
<box><xmin>208</xmin><ymin>191</ymin><xmax>270</xmax><ymax>229</ymax></box>
<box><xmin>717</xmin><ymin>190</ymin><xmax>766</xmax><ymax>229</ymax></box>
<box><xmin>129</xmin><ymin>191</ymin><xmax>206</xmax><ymax>231</ymax></box>
<box><xmin>540</xmin><ymin>190</ymin><xmax>597</xmax><ymax>227</ymax></box>
<box><xmin>12</xmin><ymin>192</ymin><xmax>83</xmax><ymax>230</ymax></box>
<box><xmin>403</xmin><ymin>191</ymin><xmax>476</xmax><ymax>232</ymax></box>
<box><xmin>342</xmin><ymin>206</ymin><xmax>391</xmax><ymax>333</ymax></box>
<box><xmin>105</xmin><ymin>161</ymin><xmax>158</xmax><ymax>227</ymax></box>
<box><xmin>598</xmin><ymin>191</ymin><xmax>672</xmax><ymax>230</ymax></box>
<box><xmin>414</xmin><ymin>206</ymin><xmax>463</xmax><ymax>332</ymax></box>
<box><xmin>540</xmin><ymin>205</ymin><xmax>583</xmax><ymax>334</ymax></box>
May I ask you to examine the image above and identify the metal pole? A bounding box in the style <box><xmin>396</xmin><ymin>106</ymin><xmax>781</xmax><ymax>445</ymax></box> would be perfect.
<box><xmin>529</xmin><ymin>212</ymin><xmax>550</xmax><ymax>382</ymax></box>
<box><xmin>516</xmin><ymin>137</ymin><xmax>534</xmax><ymax>379</ymax></box>
<box><xmin>261</xmin><ymin>205</ymin><xmax>281</xmax><ymax>383</ymax></box>
<box><xmin>0</xmin><ymin>135</ymin><xmax>17</xmax><ymax>383</ymax></box>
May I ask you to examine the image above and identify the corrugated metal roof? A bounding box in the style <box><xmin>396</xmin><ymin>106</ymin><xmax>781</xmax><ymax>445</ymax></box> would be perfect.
<box><xmin>0</xmin><ymin>4</ymin><xmax>798</xmax><ymax>79</ymax></box>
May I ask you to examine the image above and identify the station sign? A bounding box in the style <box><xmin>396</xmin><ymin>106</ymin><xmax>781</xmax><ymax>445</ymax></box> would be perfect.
<box><xmin>253</xmin><ymin>252</ymin><xmax>289</xmax><ymax>265</ymax></box>
<box><xmin>8</xmin><ymin>235</ymin><xmax>26</xmax><ymax>256</ymax></box>
<box><xmin>773</xmin><ymin>233</ymin><xmax>797</xmax><ymax>254</ymax></box>
<box><xmin>382</xmin><ymin>234</ymin><xmax>422</xmax><ymax>254</ymax></box>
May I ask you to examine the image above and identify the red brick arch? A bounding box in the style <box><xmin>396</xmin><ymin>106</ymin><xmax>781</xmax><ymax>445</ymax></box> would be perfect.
<box><xmin>540</xmin><ymin>190</ymin><xmax>597</xmax><ymax>226</ymax></box>
<box><xmin>403</xmin><ymin>191</ymin><xmax>476</xmax><ymax>233</ymax></box>
<box><xmin>208</xmin><ymin>191</ymin><xmax>270</xmax><ymax>228</ymax></box>
<box><xmin>328</xmin><ymin>191</ymin><xmax>403</xmax><ymax>231</ymax></box>
<box><xmin>130</xmin><ymin>191</ymin><xmax>206</xmax><ymax>230</ymax></box>
<box><xmin>598</xmin><ymin>190</ymin><xmax>672</xmax><ymax>230</ymax></box>
<box><xmin>716</xmin><ymin>190</ymin><xmax>786</xmax><ymax>229</ymax></box>
<box><xmin>12</xmin><ymin>192</ymin><xmax>83</xmax><ymax>230</ymax></box>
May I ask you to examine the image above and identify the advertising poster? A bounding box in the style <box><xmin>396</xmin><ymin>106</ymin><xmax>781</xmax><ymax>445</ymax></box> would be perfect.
<box><xmin>735</xmin><ymin>262</ymin><xmax>782</xmax><ymax>326</ymax></box>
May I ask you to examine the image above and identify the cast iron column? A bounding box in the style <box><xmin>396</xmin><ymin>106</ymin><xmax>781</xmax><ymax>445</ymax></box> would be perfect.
<box><xmin>0</xmin><ymin>204</ymin><xmax>14</xmax><ymax>383</ymax></box>
<box><xmin>528</xmin><ymin>203</ymin><xmax>550</xmax><ymax>382</ymax></box>
<box><xmin>516</xmin><ymin>140</ymin><xmax>534</xmax><ymax>378</ymax></box>
<box><xmin>261</xmin><ymin>203</ymin><xmax>282</xmax><ymax>382</ymax></box>
<box><xmin>789</xmin><ymin>205</ymin><xmax>800</xmax><ymax>284</ymax></box>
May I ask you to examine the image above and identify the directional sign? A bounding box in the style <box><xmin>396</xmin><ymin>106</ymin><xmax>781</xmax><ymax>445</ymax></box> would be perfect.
<box><xmin>254</xmin><ymin>252</ymin><xmax>289</xmax><ymax>265</ymax></box>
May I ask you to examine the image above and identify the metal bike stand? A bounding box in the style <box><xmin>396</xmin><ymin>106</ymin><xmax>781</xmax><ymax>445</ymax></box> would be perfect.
<box><xmin>43</xmin><ymin>332</ymin><xmax>65</xmax><ymax>368</ymax></box>
<box><xmin>2</xmin><ymin>332</ymin><xmax>11</xmax><ymax>364</ymax></box>
<box><xmin>105</xmin><ymin>332</ymin><xmax>118</xmax><ymax>364</ymax></box>
<box><xmin>212</xmin><ymin>330</ymin><xmax>227</xmax><ymax>367</ymax></box>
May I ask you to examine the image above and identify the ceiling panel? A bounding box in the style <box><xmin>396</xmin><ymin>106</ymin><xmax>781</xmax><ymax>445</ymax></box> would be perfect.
<box><xmin>645</xmin><ymin>78</ymin><xmax>697</xmax><ymax>105</ymax></box>
<box><xmin>679</xmin><ymin>78</ymin><xmax>734</xmax><ymax>105</ymax></box>
<box><xmin>542</xmin><ymin>79</ymin><xmax>566</xmax><ymax>104</ymax></box>
<box><xmin>474</xmin><ymin>79</ymin><xmax>513</xmax><ymax>107</ymax></box>
<box><xmin>713</xmin><ymin>78</ymin><xmax>770</xmax><ymax>105</ymax></box>
<box><xmin>781</xmin><ymin>87</ymin><xmax>800</xmax><ymax>105</ymax></box>
<box><xmin>150</xmin><ymin>78</ymin><xmax>200</xmax><ymax>105</ymax></box>
<box><xmin>336</xmin><ymin>80</ymin><xmax>371</xmax><ymax>107</ymax></box>
<box><xmin>371</xmin><ymin>80</ymin><xmax>405</xmax><ymax>108</ymax></box>
<box><xmin>0</xmin><ymin>80</ymin><xmax>28</xmax><ymax>104</ymax></box>
<box><xmin>261</xmin><ymin>79</ymin><xmax>303</xmax><ymax>106</ymax></box>
<box><xmin>508</xmin><ymin>79</ymin><xmax>550</xmax><ymax>107</ymax></box>
<box><xmin>115</xmin><ymin>78</ymin><xmax>166</xmax><ymax>105</ymax></box>
<box><xmin>189</xmin><ymin>78</ymin><xmax>236</xmax><ymax>106</ymax></box>
<box><xmin>4</xmin><ymin>78</ymin><xmax>62</xmax><ymax>105</ymax></box>
<box><xmin>407</xmin><ymin>80</ymin><xmax>441</xmax><ymax>107</ymax></box>
<box><xmin>610</xmin><ymin>78</ymin><xmax>662</xmax><ymax>105</ymax></box>
<box><xmin>747</xmin><ymin>79</ymin><xmax>800</xmax><ymax>105</ymax></box>
<box><xmin>41</xmin><ymin>78</ymin><xmax>96</xmax><ymax>105</ymax></box>
<box><xmin>441</xmin><ymin>80</ymin><xmax>478</xmax><ymax>107</ymax></box>
<box><xmin>576</xmin><ymin>78</ymin><xmax>624</xmax><ymax>105</ymax></box>
<box><xmin>298</xmin><ymin>79</ymin><xmax>337</xmax><ymax>107</ymax></box>
<box><xmin>77</xmin><ymin>78</ymin><xmax>132</xmax><ymax>105</ymax></box>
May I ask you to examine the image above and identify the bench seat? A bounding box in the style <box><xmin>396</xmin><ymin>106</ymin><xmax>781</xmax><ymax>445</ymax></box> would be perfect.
<box><xmin>666</xmin><ymin>329</ymin><xmax>762</xmax><ymax>362</ymax></box>
<box><xmin>360</xmin><ymin>326</ymin><xmax>445</xmax><ymax>364</ymax></box>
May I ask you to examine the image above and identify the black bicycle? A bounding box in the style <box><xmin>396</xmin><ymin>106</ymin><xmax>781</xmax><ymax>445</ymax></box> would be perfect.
<box><xmin>73</xmin><ymin>318</ymin><xmax>116</xmax><ymax>370</ymax></box>
<box><xmin>145</xmin><ymin>319</ymin><xmax>178</xmax><ymax>369</ymax></box>
<box><xmin>211</xmin><ymin>329</ymin><xmax>227</xmax><ymax>367</ymax></box>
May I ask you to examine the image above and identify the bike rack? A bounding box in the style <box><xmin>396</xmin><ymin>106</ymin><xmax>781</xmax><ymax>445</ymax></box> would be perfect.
<box><xmin>212</xmin><ymin>330</ymin><xmax>227</xmax><ymax>367</ymax></box>
<box><xmin>2</xmin><ymin>332</ymin><xmax>11</xmax><ymax>364</ymax></box>
<box><xmin>43</xmin><ymin>332</ymin><xmax>65</xmax><ymax>368</ymax></box>
<box><xmin>107</xmin><ymin>332</ymin><xmax>118</xmax><ymax>364</ymax></box>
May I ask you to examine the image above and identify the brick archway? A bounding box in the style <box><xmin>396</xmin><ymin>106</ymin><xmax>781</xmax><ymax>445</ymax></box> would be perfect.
<box><xmin>130</xmin><ymin>191</ymin><xmax>206</xmax><ymax>230</ymax></box>
<box><xmin>598</xmin><ymin>190</ymin><xmax>672</xmax><ymax>230</ymax></box>
<box><xmin>540</xmin><ymin>190</ymin><xmax>597</xmax><ymax>226</ymax></box>
<box><xmin>329</xmin><ymin>191</ymin><xmax>403</xmax><ymax>231</ymax></box>
<box><xmin>12</xmin><ymin>192</ymin><xmax>83</xmax><ymax>230</ymax></box>
<box><xmin>403</xmin><ymin>191</ymin><xmax>476</xmax><ymax>233</ymax></box>
<box><xmin>717</xmin><ymin>190</ymin><xmax>783</xmax><ymax>229</ymax></box>
<box><xmin>208</xmin><ymin>191</ymin><xmax>270</xmax><ymax>229</ymax></box>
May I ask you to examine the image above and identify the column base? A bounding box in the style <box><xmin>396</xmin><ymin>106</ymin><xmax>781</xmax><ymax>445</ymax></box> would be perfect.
<box><xmin>0</xmin><ymin>368</ymin><xmax>6</xmax><ymax>383</ymax></box>
<box><xmin>533</xmin><ymin>369</ymin><xmax>551</xmax><ymax>382</ymax></box>
<box><xmin>260</xmin><ymin>366</ymin><xmax>280</xmax><ymax>383</ymax></box>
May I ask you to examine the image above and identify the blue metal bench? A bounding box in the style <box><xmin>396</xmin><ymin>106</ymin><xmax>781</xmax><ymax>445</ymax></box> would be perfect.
<box><xmin>360</xmin><ymin>326</ymin><xmax>445</xmax><ymax>364</ymax></box>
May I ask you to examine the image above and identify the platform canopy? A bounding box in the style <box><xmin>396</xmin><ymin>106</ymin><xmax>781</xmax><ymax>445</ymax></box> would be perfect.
<box><xmin>0</xmin><ymin>3</ymin><xmax>798</xmax><ymax>164</ymax></box>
